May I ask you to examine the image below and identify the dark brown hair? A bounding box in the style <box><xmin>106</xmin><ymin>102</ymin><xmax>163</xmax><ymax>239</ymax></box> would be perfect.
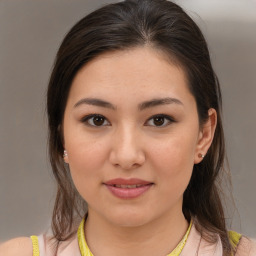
<box><xmin>47</xmin><ymin>0</ymin><xmax>233</xmax><ymax>254</ymax></box>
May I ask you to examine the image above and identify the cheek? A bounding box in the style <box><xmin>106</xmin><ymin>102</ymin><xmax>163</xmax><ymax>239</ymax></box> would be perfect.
<box><xmin>64</xmin><ymin>119</ymin><xmax>108</xmax><ymax>169</ymax></box>
<box><xmin>151</xmin><ymin>133</ymin><xmax>197</xmax><ymax>169</ymax></box>
<box><xmin>65</xmin><ymin>135</ymin><xmax>109</xmax><ymax>197</ymax></box>
<box><xmin>149</xmin><ymin>132</ymin><xmax>197</xmax><ymax>191</ymax></box>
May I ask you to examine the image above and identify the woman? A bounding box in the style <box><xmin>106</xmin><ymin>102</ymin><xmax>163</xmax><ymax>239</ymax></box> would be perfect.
<box><xmin>1</xmin><ymin>0</ymin><xmax>255</xmax><ymax>255</ymax></box>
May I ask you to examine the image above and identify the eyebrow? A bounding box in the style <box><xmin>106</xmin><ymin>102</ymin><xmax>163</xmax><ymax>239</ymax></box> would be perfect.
<box><xmin>74</xmin><ymin>97</ymin><xmax>183</xmax><ymax>111</ymax></box>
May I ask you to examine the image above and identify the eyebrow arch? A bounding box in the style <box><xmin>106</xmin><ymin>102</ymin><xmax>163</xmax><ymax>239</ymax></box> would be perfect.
<box><xmin>139</xmin><ymin>97</ymin><xmax>183</xmax><ymax>111</ymax></box>
<box><xmin>74</xmin><ymin>98</ymin><xmax>116</xmax><ymax>110</ymax></box>
<box><xmin>74</xmin><ymin>97</ymin><xmax>183</xmax><ymax>111</ymax></box>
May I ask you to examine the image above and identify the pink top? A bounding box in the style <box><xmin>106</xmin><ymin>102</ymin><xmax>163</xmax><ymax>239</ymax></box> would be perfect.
<box><xmin>35</xmin><ymin>222</ymin><xmax>256</xmax><ymax>256</ymax></box>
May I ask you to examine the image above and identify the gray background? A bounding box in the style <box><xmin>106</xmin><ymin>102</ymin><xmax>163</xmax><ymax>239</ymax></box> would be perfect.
<box><xmin>0</xmin><ymin>0</ymin><xmax>255</xmax><ymax>242</ymax></box>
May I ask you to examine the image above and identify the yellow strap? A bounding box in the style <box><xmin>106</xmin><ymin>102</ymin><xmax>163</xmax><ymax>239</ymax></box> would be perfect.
<box><xmin>77</xmin><ymin>217</ymin><xmax>192</xmax><ymax>256</ymax></box>
<box><xmin>30</xmin><ymin>235</ymin><xmax>40</xmax><ymax>256</ymax></box>
<box><xmin>228</xmin><ymin>230</ymin><xmax>242</xmax><ymax>249</ymax></box>
<box><xmin>167</xmin><ymin>220</ymin><xmax>192</xmax><ymax>256</ymax></box>
<box><xmin>77</xmin><ymin>217</ymin><xmax>94</xmax><ymax>256</ymax></box>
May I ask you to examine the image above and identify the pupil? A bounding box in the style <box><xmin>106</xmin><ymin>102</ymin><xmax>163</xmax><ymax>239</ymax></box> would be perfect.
<box><xmin>154</xmin><ymin>117</ymin><xmax>164</xmax><ymax>126</ymax></box>
<box><xmin>94</xmin><ymin>116</ymin><xmax>104</xmax><ymax>126</ymax></box>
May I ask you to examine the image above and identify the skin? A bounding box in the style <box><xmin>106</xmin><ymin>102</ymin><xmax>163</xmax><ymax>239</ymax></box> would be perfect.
<box><xmin>0</xmin><ymin>238</ymin><xmax>32</xmax><ymax>256</ymax></box>
<box><xmin>63</xmin><ymin>46</ymin><xmax>217</xmax><ymax>256</ymax></box>
<box><xmin>0</xmin><ymin>46</ymin><xmax>217</xmax><ymax>256</ymax></box>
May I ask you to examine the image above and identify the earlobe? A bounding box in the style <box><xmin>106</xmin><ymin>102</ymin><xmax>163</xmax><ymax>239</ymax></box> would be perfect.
<box><xmin>58</xmin><ymin>125</ymin><xmax>68</xmax><ymax>163</ymax></box>
<box><xmin>63</xmin><ymin>150</ymin><xmax>69</xmax><ymax>163</ymax></box>
<box><xmin>194</xmin><ymin>108</ymin><xmax>217</xmax><ymax>164</ymax></box>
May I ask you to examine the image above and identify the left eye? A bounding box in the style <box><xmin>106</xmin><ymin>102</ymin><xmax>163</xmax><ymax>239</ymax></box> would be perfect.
<box><xmin>145</xmin><ymin>114</ymin><xmax>175</xmax><ymax>127</ymax></box>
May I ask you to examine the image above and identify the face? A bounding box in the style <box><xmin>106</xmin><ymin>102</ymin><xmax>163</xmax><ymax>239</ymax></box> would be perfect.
<box><xmin>63</xmin><ymin>47</ymin><xmax>208</xmax><ymax>227</ymax></box>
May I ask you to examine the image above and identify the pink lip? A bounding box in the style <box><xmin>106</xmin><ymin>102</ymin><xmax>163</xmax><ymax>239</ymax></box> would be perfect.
<box><xmin>103</xmin><ymin>178</ymin><xmax>153</xmax><ymax>199</ymax></box>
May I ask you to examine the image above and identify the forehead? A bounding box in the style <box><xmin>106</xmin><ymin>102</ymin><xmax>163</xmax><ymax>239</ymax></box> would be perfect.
<box><xmin>67</xmin><ymin>47</ymin><xmax>194</xmax><ymax>107</ymax></box>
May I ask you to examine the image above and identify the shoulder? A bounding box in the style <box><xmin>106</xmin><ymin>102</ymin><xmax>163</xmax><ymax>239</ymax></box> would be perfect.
<box><xmin>0</xmin><ymin>237</ymin><xmax>32</xmax><ymax>256</ymax></box>
<box><xmin>236</xmin><ymin>236</ymin><xmax>256</xmax><ymax>256</ymax></box>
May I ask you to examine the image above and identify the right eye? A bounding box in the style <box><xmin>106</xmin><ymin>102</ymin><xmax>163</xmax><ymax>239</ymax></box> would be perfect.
<box><xmin>81</xmin><ymin>114</ymin><xmax>110</xmax><ymax>127</ymax></box>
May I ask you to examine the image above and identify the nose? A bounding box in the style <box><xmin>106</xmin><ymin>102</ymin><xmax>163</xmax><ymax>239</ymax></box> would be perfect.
<box><xmin>109</xmin><ymin>125</ymin><xmax>145</xmax><ymax>170</ymax></box>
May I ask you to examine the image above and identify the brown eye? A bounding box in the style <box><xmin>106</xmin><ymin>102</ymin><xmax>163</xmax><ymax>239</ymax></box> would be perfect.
<box><xmin>146</xmin><ymin>114</ymin><xmax>175</xmax><ymax>127</ymax></box>
<box><xmin>81</xmin><ymin>114</ymin><xmax>109</xmax><ymax>127</ymax></box>
<box><xmin>153</xmin><ymin>116</ymin><xmax>165</xmax><ymax>126</ymax></box>
<box><xmin>92</xmin><ymin>116</ymin><xmax>105</xmax><ymax>126</ymax></box>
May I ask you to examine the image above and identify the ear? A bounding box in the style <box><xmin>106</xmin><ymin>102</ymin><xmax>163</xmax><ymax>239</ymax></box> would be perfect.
<box><xmin>63</xmin><ymin>150</ymin><xmax>69</xmax><ymax>164</ymax></box>
<box><xmin>58</xmin><ymin>124</ymin><xmax>69</xmax><ymax>163</ymax></box>
<box><xmin>194</xmin><ymin>108</ymin><xmax>217</xmax><ymax>164</ymax></box>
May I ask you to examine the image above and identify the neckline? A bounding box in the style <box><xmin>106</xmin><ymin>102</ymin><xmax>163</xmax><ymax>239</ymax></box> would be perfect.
<box><xmin>77</xmin><ymin>216</ymin><xmax>192</xmax><ymax>256</ymax></box>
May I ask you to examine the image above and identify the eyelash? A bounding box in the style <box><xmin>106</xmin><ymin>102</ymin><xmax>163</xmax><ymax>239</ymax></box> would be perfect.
<box><xmin>80</xmin><ymin>114</ymin><xmax>176</xmax><ymax>128</ymax></box>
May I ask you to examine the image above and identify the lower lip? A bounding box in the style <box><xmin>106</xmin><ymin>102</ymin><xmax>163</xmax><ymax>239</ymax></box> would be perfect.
<box><xmin>105</xmin><ymin>184</ymin><xmax>153</xmax><ymax>199</ymax></box>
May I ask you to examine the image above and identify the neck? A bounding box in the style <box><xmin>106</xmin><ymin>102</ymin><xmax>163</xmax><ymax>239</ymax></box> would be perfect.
<box><xmin>84</xmin><ymin>208</ymin><xmax>189</xmax><ymax>256</ymax></box>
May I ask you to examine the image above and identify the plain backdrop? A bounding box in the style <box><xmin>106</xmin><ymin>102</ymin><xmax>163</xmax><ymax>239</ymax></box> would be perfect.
<box><xmin>0</xmin><ymin>0</ymin><xmax>255</xmax><ymax>242</ymax></box>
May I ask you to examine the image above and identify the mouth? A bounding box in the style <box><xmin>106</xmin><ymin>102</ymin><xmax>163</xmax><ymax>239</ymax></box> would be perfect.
<box><xmin>110</xmin><ymin>184</ymin><xmax>150</xmax><ymax>188</ymax></box>
<box><xmin>103</xmin><ymin>178</ymin><xmax>154</xmax><ymax>199</ymax></box>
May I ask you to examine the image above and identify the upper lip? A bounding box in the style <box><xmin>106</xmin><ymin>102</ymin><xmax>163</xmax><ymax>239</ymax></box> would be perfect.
<box><xmin>104</xmin><ymin>178</ymin><xmax>153</xmax><ymax>186</ymax></box>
